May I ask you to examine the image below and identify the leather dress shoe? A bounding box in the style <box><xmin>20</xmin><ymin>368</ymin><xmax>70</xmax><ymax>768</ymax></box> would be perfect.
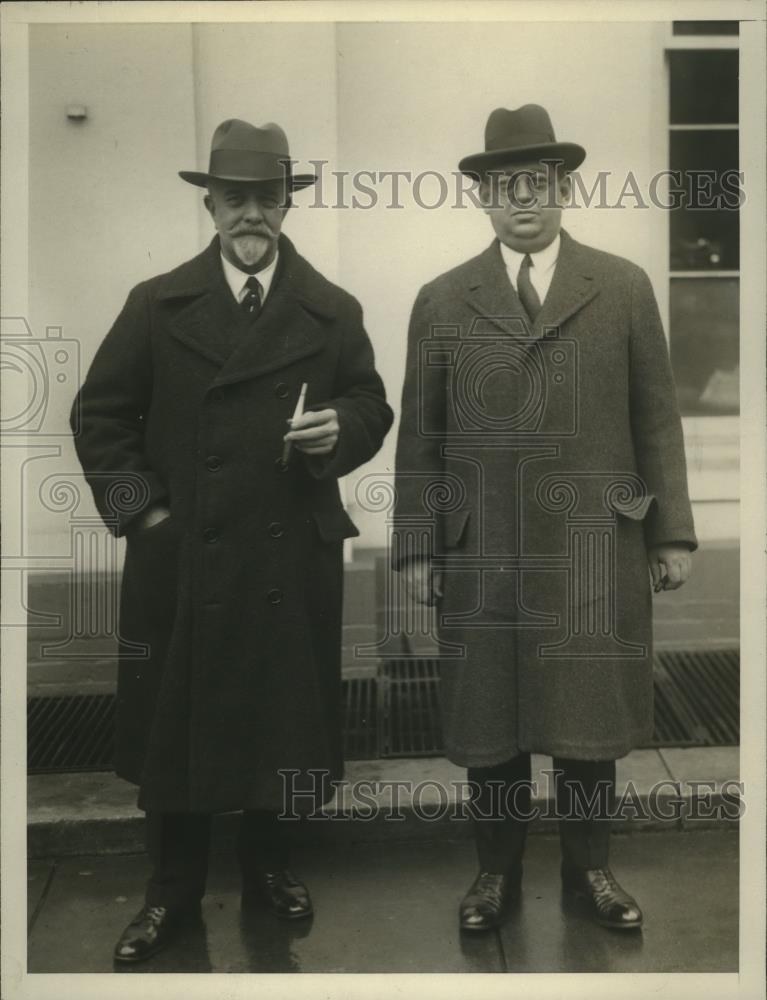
<box><xmin>242</xmin><ymin>869</ymin><xmax>313</xmax><ymax>919</ymax></box>
<box><xmin>113</xmin><ymin>902</ymin><xmax>201</xmax><ymax>962</ymax></box>
<box><xmin>459</xmin><ymin>868</ymin><xmax>521</xmax><ymax>932</ymax></box>
<box><xmin>561</xmin><ymin>863</ymin><xmax>643</xmax><ymax>929</ymax></box>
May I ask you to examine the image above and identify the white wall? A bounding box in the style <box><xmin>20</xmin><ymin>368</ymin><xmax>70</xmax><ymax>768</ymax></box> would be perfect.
<box><xmin>335</xmin><ymin>20</ymin><xmax>672</xmax><ymax>543</ymax></box>
<box><xmin>23</xmin><ymin>20</ymin><xmax>733</xmax><ymax>553</ymax></box>
<box><xmin>28</xmin><ymin>23</ymin><xmax>197</xmax><ymax>556</ymax></box>
<box><xmin>190</xmin><ymin>23</ymin><xmax>339</xmax><ymax>275</ymax></box>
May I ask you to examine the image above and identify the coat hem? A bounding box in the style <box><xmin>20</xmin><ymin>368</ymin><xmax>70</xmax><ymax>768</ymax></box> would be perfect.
<box><xmin>445</xmin><ymin>738</ymin><xmax>646</xmax><ymax>768</ymax></box>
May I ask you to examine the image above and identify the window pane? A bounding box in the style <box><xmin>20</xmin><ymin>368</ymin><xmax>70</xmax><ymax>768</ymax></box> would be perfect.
<box><xmin>670</xmin><ymin>130</ymin><xmax>739</xmax><ymax>270</ymax></box>
<box><xmin>669</xmin><ymin>50</ymin><xmax>738</xmax><ymax>124</ymax></box>
<box><xmin>670</xmin><ymin>277</ymin><xmax>739</xmax><ymax>416</ymax></box>
<box><xmin>673</xmin><ymin>21</ymin><xmax>739</xmax><ymax>36</ymax></box>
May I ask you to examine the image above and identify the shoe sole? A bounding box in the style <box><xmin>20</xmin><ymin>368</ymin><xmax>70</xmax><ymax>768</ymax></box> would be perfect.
<box><xmin>459</xmin><ymin>904</ymin><xmax>512</xmax><ymax>932</ymax></box>
<box><xmin>113</xmin><ymin>941</ymin><xmax>169</xmax><ymax>963</ymax></box>
<box><xmin>562</xmin><ymin>886</ymin><xmax>643</xmax><ymax>930</ymax></box>
<box><xmin>459</xmin><ymin>919</ymin><xmax>504</xmax><ymax>932</ymax></box>
<box><xmin>277</xmin><ymin>906</ymin><xmax>314</xmax><ymax>920</ymax></box>
<box><xmin>241</xmin><ymin>894</ymin><xmax>313</xmax><ymax>920</ymax></box>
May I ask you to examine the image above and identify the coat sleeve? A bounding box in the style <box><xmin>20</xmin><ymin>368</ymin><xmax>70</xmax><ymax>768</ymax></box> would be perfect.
<box><xmin>390</xmin><ymin>286</ymin><xmax>448</xmax><ymax>569</ymax></box>
<box><xmin>69</xmin><ymin>282</ymin><xmax>168</xmax><ymax>537</ymax></box>
<box><xmin>628</xmin><ymin>266</ymin><xmax>698</xmax><ymax>552</ymax></box>
<box><xmin>302</xmin><ymin>295</ymin><xmax>393</xmax><ymax>481</ymax></box>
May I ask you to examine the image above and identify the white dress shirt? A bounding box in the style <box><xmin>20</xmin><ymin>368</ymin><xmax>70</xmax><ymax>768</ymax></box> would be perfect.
<box><xmin>220</xmin><ymin>250</ymin><xmax>279</xmax><ymax>306</ymax></box>
<box><xmin>499</xmin><ymin>233</ymin><xmax>560</xmax><ymax>306</ymax></box>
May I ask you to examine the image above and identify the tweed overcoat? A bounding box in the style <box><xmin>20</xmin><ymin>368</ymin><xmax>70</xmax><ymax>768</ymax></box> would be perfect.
<box><xmin>71</xmin><ymin>234</ymin><xmax>393</xmax><ymax>813</ymax></box>
<box><xmin>392</xmin><ymin>230</ymin><xmax>696</xmax><ymax>765</ymax></box>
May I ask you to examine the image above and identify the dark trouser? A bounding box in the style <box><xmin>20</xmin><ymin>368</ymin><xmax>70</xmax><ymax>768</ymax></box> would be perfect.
<box><xmin>144</xmin><ymin>809</ymin><xmax>291</xmax><ymax>908</ymax></box>
<box><xmin>467</xmin><ymin>754</ymin><xmax>616</xmax><ymax>874</ymax></box>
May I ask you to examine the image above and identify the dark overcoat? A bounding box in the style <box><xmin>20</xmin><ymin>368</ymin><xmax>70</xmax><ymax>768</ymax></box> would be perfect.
<box><xmin>393</xmin><ymin>230</ymin><xmax>697</xmax><ymax>765</ymax></box>
<box><xmin>71</xmin><ymin>234</ymin><xmax>392</xmax><ymax>813</ymax></box>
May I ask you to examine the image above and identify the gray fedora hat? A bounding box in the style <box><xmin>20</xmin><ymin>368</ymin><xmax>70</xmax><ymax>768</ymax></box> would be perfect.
<box><xmin>458</xmin><ymin>104</ymin><xmax>586</xmax><ymax>180</ymax></box>
<box><xmin>179</xmin><ymin>118</ymin><xmax>317</xmax><ymax>189</ymax></box>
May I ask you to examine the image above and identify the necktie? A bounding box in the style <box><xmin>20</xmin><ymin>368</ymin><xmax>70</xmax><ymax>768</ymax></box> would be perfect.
<box><xmin>517</xmin><ymin>254</ymin><xmax>542</xmax><ymax>322</ymax></box>
<box><xmin>240</xmin><ymin>275</ymin><xmax>263</xmax><ymax>316</ymax></box>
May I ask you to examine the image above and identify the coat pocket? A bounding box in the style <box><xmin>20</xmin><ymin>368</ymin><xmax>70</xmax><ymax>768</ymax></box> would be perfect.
<box><xmin>311</xmin><ymin>507</ymin><xmax>360</xmax><ymax>542</ymax></box>
<box><xmin>441</xmin><ymin>508</ymin><xmax>472</xmax><ymax>549</ymax></box>
<box><xmin>126</xmin><ymin>515</ymin><xmax>182</xmax><ymax>625</ymax></box>
<box><xmin>603</xmin><ymin>486</ymin><xmax>656</xmax><ymax>521</ymax></box>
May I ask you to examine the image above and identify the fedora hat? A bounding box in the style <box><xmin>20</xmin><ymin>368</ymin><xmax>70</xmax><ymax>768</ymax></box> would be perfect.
<box><xmin>179</xmin><ymin>118</ymin><xmax>317</xmax><ymax>189</ymax></box>
<box><xmin>458</xmin><ymin>104</ymin><xmax>586</xmax><ymax>180</ymax></box>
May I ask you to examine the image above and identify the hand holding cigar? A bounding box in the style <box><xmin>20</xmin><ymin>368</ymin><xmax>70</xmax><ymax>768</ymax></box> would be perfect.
<box><xmin>282</xmin><ymin>383</ymin><xmax>340</xmax><ymax>460</ymax></box>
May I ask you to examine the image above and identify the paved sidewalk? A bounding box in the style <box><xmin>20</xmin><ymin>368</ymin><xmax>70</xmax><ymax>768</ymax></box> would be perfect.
<box><xmin>28</xmin><ymin>828</ymin><xmax>738</xmax><ymax>974</ymax></box>
<box><xmin>28</xmin><ymin>745</ymin><xmax>740</xmax><ymax>857</ymax></box>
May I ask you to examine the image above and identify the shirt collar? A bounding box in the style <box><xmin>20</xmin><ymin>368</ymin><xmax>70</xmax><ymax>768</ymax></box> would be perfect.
<box><xmin>220</xmin><ymin>249</ymin><xmax>280</xmax><ymax>303</ymax></box>
<box><xmin>499</xmin><ymin>232</ymin><xmax>561</xmax><ymax>277</ymax></box>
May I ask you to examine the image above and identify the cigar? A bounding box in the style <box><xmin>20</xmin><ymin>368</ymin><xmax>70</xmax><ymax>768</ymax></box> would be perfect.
<box><xmin>282</xmin><ymin>382</ymin><xmax>308</xmax><ymax>465</ymax></box>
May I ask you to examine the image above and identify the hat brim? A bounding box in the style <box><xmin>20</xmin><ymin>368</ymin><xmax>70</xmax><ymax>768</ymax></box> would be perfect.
<box><xmin>458</xmin><ymin>142</ymin><xmax>586</xmax><ymax>181</ymax></box>
<box><xmin>179</xmin><ymin>170</ymin><xmax>318</xmax><ymax>190</ymax></box>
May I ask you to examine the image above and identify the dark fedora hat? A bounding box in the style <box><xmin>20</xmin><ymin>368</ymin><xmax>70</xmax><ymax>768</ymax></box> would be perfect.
<box><xmin>458</xmin><ymin>104</ymin><xmax>586</xmax><ymax>180</ymax></box>
<box><xmin>179</xmin><ymin>118</ymin><xmax>317</xmax><ymax>189</ymax></box>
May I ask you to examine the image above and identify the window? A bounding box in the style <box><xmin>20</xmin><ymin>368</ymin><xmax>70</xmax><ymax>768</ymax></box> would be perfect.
<box><xmin>667</xmin><ymin>25</ymin><xmax>739</xmax><ymax>417</ymax></box>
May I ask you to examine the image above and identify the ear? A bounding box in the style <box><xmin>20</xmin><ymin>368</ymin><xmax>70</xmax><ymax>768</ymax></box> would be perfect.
<box><xmin>478</xmin><ymin>179</ymin><xmax>492</xmax><ymax>215</ymax></box>
<box><xmin>557</xmin><ymin>172</ymin><xmax>572</xmax><ymax>205</ymax></box>
<box><xmin>203</xmin><ymin>193</ymin><xmax>215</xmax><ymax>218</ymax></box>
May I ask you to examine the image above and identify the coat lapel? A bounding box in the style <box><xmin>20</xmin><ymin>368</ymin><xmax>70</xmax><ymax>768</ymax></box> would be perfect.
<box><xmin>464</xmin><ymin>241</ymin><xmax>531</xmax><ymax>338</ymax></box>
<box><xmin>212</xmin><ymin>236</ymin><xmax>329</xmax><ymax>386</ymax></box>
<box><xmin>464</xmin><ymin>230</ymin><xmax>600</xmax><ymax>339</ymax></box>
<box><xmin>536</xmin><ymin>229</ymin><xmax>600</xmax><ymax>333</ymax></box>
<box><xmin>160</xmin><ymin>238</ymin><xmax>243</xmax><ymax>366</ymax></box>
<box><xmin>159</xmin><ymin>235</ymin><xmax>329</xmax><ymax>382</ymax></box>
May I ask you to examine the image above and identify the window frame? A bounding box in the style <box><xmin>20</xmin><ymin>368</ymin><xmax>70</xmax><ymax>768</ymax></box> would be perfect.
<box><xmin>664</xmin><ymin>23</ymin><xmax>740</xmax><ymax>503</ymax></box>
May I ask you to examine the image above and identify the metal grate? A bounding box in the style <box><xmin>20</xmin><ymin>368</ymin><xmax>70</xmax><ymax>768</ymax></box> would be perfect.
<box><xmin>27</xmin><ymin>649</ymin><xmax>739</xmax><ymax>772</ymax></box>
<box><xmin>342</xmin><ymin>676</ymin><xmax>379</xmax><ymax>760</ymax></box>
<box><xmin>28</xmin><ymin>693</ymin><xmax>115</xmax><ymax>773</ymax></box>
<box><xmin>379</xmin><ymin>659</ymin><xmax>443</xmax><ymax>757</ymax></box>
<box><xmin>649</xmin><ymin>647</ymin><xmax>739</xmax><ymax>747</ymax></box>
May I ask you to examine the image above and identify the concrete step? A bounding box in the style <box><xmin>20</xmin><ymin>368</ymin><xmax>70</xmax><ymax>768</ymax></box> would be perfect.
<box><xmin>28</xmin><ymin>746</ymin><xmax>740</xmax><ymax>859</ymax></box>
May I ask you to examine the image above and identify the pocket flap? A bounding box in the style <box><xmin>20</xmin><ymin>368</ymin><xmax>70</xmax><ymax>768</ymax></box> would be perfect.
<box><xmin>312</xmin><ymin>507</ymin><xmax>360</xmax><ymax>542</ymax></box>
<box><xmin>604</xmin><ymin>488</ymin><xmax>656</xmax><ymax>521</ymax></box>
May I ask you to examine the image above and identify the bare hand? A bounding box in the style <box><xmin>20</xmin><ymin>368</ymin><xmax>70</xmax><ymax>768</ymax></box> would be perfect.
<box><xmin>284</xmin><ymin>408</ymin><xmax>340</xmax><ymax>456</ymax></box>
<box><xmin>402</xmin><ymin>557</ymin><xmax>443</xmax><ymax>606</ymax></box>
<box><xmin>647</xmin><ymin>545</ymin><xmax>692</xmax><ymax>592</ymax></box>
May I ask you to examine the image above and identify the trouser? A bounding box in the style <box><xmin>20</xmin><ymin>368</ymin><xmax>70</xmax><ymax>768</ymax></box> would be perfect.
<box><xmin>144</xmin><ymin>809</ymin><xmax>291</xmax><ymax>908</ymax></box>
<box><xmin>467</xmin><ymin>754</ymin><xmax>616</xmax><ymax>874</ymax></box>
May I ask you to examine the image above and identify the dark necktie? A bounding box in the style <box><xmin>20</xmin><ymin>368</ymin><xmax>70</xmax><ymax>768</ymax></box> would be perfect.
<box><xmin>240</xmin><ymin>275</ymin><xmax>263</xmax><ymax>316</ymax></box>
<box><xmin>517</xmin><ymin>254</ymin><xmax>542</xmax><ymax>322</ymax></box>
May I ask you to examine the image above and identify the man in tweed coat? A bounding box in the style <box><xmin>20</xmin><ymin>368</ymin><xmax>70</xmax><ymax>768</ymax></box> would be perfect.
<box><xmin>71</xmin><ymin>119</ymin><xmax>392</xmax><ymax>961</ymax></box>
<box><xmin>393</xmin><ymin>105</ymin><xmax>696</xmax><ymax>933</ymax></box>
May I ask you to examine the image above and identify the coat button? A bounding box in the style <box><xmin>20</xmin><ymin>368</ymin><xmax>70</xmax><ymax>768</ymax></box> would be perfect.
<box><xmin>268</xmin><ymin>521</ymin><xmax>284</xmax><ymax>538</ymax></box>
<box><xmin>267</xmin><ymin>588</ymin><xmax>283</xmax><ymax>604</ymax></box>
<box><xmin>274</xmin><ymin>382</ymin><xmax>289</xmax><ymax>399</ymax></box>
<box><xmin>206</xmin><ymin>455</ymin><xmax>222</xmax><ymax>472</ymax></box>
<box><xmin>203</xmin><ymin>527</ymin><xmax>219</xmax><ymax>543</ymax></box>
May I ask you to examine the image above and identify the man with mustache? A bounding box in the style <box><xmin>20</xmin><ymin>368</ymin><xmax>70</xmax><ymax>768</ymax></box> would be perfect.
<box><xmin>70</xmin><ymin>119</ymin><xmax>392</xmax><ymax>962</ymax></box>
<box><xmin>393</xmin><ymin>105</ymin><xmax>695</xmax><ymax>934</ymax></box>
